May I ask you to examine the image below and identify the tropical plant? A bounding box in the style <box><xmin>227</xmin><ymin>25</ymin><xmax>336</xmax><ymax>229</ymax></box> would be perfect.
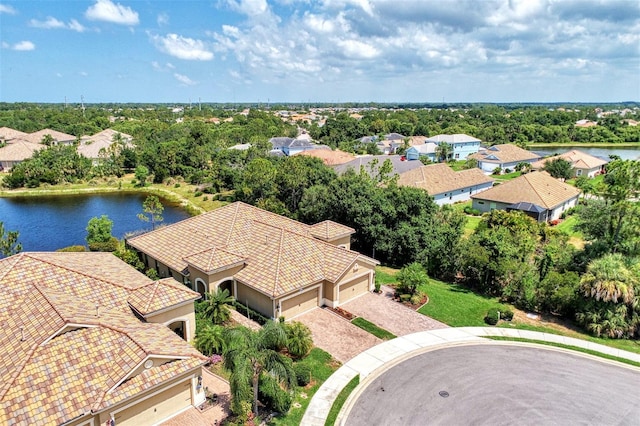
<box><xmin>285</xmin><ymin>321</ymin><xmax>313</xmax><ymax>359</ymax></box>
<box><xmin>137</xmin><ymin>195</ymin><xmax>164</xmax><ymax>230</ymax></box>
<box><xmin>396</xmin><ymin>262</ymin><xmax>429</xmax><ymax>296</ymax></box>
<box><xmin>435</xmin><ymin>142</ymin><xmax>453</xmax><ymax>163</ymax></box>
<box><xmin>203</xmin><ymin>288</ymin><xmax>234</xmax><ymax>325</ymax></box>
<box><xmin>0</xmin><ymin>221</ymin><xmax>22</xmax><ymax>257</ymax></box>
<box><xmin>195</xmin><ymin>324</ymin><xmax>226</xmax><ymax>355</ymax></box>
<box><xmin>579</xmin><ymin>254</ymin><xmax>635</xmax><ymax>304</ymax></box>
<box><xmin>223</xmin><ymin>322</ymin><xmax>297</xmax><ymax>416</ymax></box>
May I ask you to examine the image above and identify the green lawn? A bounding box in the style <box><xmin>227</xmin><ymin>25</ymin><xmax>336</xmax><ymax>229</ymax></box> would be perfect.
<box><xmin>556</xmin><ymin>215</ymin><xmax>582</xmax><ymax>238</ymax></box>
<box><xmin>464</xmin><ymin>215</ymin><xmax>481</xmax><ymax>236</ymax></box>
<box><xmin>418</xmin><ymin>278</ymin><xmax>508</xmax><ymax>327</ymax></box>
<box><xmin>351</xmin><ymin>317</ymin><xmax>396</xmax><ymax>340</ymax></box>
<box><xmin>375</xmin><ymin>266</ymin><xmax>399</xmax><ymax>285</ymax></box>
<box><xmin>494</xmin><ymin>171</ymin><xmax>522</xmax><ymax>182</ymax></box>
<box><xmin>269</xmin><ymin>348</ymin><xmax>339</xmax><ymax>426</ymax></box>
<box><xmin>324</xmin><ymin>375</ymin><xmax>360</xmax><ymax>426</ymax></box>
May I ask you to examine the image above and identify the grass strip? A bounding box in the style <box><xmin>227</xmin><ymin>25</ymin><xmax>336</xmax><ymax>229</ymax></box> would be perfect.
<box><xmin>324</xmin><ymin>375</ymin><xmax>360</xmax><ymax>426</ymax></box>
<box><xmin>351</xmin><ymin>317</ymin><xmax>396</xmax><ymax>340</ymax></box>
<box><xmin>486</xmin><ymin>336</ymin><xmax>640</xmax><ymax>368</ymax></box>
<box><xmin>269</xmin><ymin>348</ymin><xmax>338</xmax><ymax>426</ymax></box>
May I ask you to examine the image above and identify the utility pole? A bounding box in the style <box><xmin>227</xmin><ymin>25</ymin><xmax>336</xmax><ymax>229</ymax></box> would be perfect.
<box><xmin>81</xmin><ymin>95</ymin><xmax>85</xmax><ymax>118</ymax></box>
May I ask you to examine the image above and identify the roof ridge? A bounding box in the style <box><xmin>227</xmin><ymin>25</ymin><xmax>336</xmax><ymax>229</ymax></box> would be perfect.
<box><xmin>0</xmin><ymin>285</ymin><xmax>66</xmax><ymax>400</ymax></box>
<box><xmin>272</xmin><ymin>229</ymin><xmax>285</xmax><ymax>297</ymax></box>
<box><xmin>526</xmin><ymin>173</ymin><xmax>553</xmax><ymax>208</ymax></box>
<box><xmin>24</xmin><ymin>252</ymin><xmax>150</xmax><ymax>291</ymax></box>
<box><xmin>225</xmin><ymin>202</ymin><xmax>242</xmax><ymax>247</ymax></box>
<box><xmin>0</xmin><ymin>252</ymin><xmax>23</xmax><ymax>281</ymax></box>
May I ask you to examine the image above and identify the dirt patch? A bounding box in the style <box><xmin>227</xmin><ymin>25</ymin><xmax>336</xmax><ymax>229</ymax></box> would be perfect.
<box><xmin>510</xmin><ymin>309</ymin><xmax>588</xmax><ymax>338</ymax></box>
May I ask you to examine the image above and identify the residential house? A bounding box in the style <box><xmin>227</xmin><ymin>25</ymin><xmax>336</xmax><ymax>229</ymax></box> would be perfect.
<box><xmin>295</xmin><ymin>148</ymin><xmax>356</xmax><ymax>166</ymax></box>
<box><xmin>471</xmin><ymin>172</ymin><xmax>580</xmax><ymax>222</ymax></box>
<box><xmin>0</xmin><ymin>126</ymin><xmax>27</xmax><ymax>143</ymax></box>
<box><xmin>18</xmin><ymin>128</ymin><xmax>76</xmax><ymax>145</ymax></box>
<box><xmin>128</xmin><ymin>202</ymin><xmax>378</xmax><ymax>320</ymax></box>
<box><xmin>0</xmin><ymin>252</ymin><xmax>207</xmax><ymax>426</ymax></box>
<box><xmin>405</xmin><ymin>142</ymin><xmax>438</xmax><ymax>162</ymax></box>
<box><xmin>397</xmin><ymin>163</ymin><xmax>494</xmax><ymax>205</ymax></box>
<box><xmin>575</xmin><ymin>119</ymin><xmax>598</xmax><ymax>128</ymax></box>
<box><xmin>469</xmin><ymin>144</ymin><xmax>541</xmax><ymax>173</ymax></box>
<box><xmin>78</xmin><ymin>129</ymin><xmax>133</xmax><ymax>164</ymax></box>
<box><xmin>380</xmin><ymin>133</ymin><xmax>406</xmax><ymax>154</ymax></box>
<box><xmin>0</xmin><ymin>140</ymin><xmax>44</xmax><ymax>171</ymax></box>
<box><xmin>268</xmin><ymin>136</ymin><xmax>320</xmax><ymax>156</ymax></box>
<box><xmin>334</xmin><ymin>155</ymin><xmax>423</xmax><ymax>178</ymax></box>
<box><xmin>530</xmin><ymin>150</ymin><xmax>608</xmax><ymax>178</ymax></box>
<box><xmin>425</xmin><ymin>134</ymin><xmax>482</xmax><ymax>160</ymax></box>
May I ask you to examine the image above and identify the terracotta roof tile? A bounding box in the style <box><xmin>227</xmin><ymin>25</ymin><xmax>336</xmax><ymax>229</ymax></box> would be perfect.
<box><xmin>309</xmin><ymin>220</ymin><xmax>355</xmax><ymax>241</ymax></box>
<box><xmin>471</xmin><ymin>171</ymin><xmax>580</xmax><ymax>209</ymax></box>
<box><xmin>469</xmin><ymin>143</ymin><xmax>540</xmax><ymax>164</ymax></box>
<box><xmin>530</xmin><ymin>150</ymin><xmax>608</xmax><ymax>171</ymax></box>
<box><xmin>128</xmin><ymin>278</ymin><xmax>201</xmax><ymax>316</ymax></box>
<box><xmin>397</xmin><ymin>163</ymin><xmax>494</xmax><ymax>195</ymax></box>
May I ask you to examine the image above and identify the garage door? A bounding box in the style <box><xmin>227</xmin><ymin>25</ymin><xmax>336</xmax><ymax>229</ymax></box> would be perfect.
<box><xmin>339</xmin><ymin>274</ymin><xmax>370</xmax><ymax>304</ymax></box>
<box><xmin>281</xmin><ymin>288</ymin><xmax>318</xmax><ymax>319</ymax></box>
<box><xmin>114</xmin><ymin>379</ymin><xmax>191</xmax><ymax>426</ymax></box>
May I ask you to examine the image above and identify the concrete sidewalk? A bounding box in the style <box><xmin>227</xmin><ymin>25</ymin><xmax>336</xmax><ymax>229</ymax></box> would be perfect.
<box><xmin>301</xmin><ymin>327</ymin><xmax>640</xmax><ymax>426</ymax></box>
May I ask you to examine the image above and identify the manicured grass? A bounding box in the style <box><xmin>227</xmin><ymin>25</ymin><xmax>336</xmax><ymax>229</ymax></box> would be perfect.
<box><xmin>375</xmin><ymin>266</ymin><xmax>399</xmax><ymax>285</ymax></box>
<box><xmin>418</xmin><ymin>278</ymin><xmax>509</xmax><ymax>327</ymax></box>
<box><xmin>556</xmin><ymin>215</ymin><xmax>582</xmax><ymax>238</ymax></box>
<box><xmin>324</xmin><ymin>375</ymin><xmax>360</xmax><ymax>426</ymax></box>
<box><xmin>498</xmin><ymin>322</ymin><xmax>640</xmax><ymax>355</ymax></box>
<box><xmin>487</xmin><ymin>337</ymin><xmax>640</xmax><ymax>367</ymax></box>
<box><xmin>494</xmin><ymin>171</ymin><xmax>522</xmax><ymax>182</ymax></box>
<box><xmin>269</xmin><ymin>348</ymin><xmax>339</xmax><ymax>426</ymax></box>
<box><xmin>464</xmin><ymin>215</ymin><xmax>482</xmax><ymax>236</ymax></box>
<box><xmin>351</xmin><ymin>317</ymin><xmax>396</xmax><ymax>340</ymax></box>
<box><xmin>452</xmin><ymin>200</ymin><xmax>471</xmax><ymax>211</ymax></box>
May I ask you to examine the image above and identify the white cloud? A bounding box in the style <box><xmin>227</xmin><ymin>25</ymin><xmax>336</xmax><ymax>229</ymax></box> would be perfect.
<box><xmin>226</xmin><ymin>0</ymin><xmax>269</xmax><ymax>17</ymax></box>
<box><xmin>85</xmin><ymin>0</ymin><xmax>139</xmax><ymax>25</ymax></box>
<box><xmin>29</xmin><ymin>16</ymin><xmax>86</xmax><ymax>32</ymax></box>
<box><xmin>13</xmin><ymin>41</ymin><xmax>36</xmax><ymax>51</ymax></box>
<box><xmin>0</xmin><ymin>4</ymin><xmax>17</xmax><ymax>14</ymax></box>
<box><xmin>174</xmin><ymin>73</ymin><xmax>197</xmax><ymax>85</ymax></box>
<box><xmin>151</xmin><ymin>33</ymin><xmax>213</xmax><ymax>60</ymax></box>
<box><xmin>80</xmin><ymin>71</ymin><xmax>89</xmax><ymax>76</ymax></box>
<box><xmin>335</xmin><ymin>39</ymin><xmax>379</xmax><ymax>59</ymax></box>
<box><xmin>157</xmin><ymin>12</ymin><xmax>169</xmax><ymax>26</ymax></box>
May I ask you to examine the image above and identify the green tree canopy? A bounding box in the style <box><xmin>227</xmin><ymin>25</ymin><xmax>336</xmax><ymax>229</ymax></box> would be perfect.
<box><xmin>542</xmin><ymin>158</ymin><xmax>573</xmax><ymax>179</ymax></box>
<box><xmin>86</xmin><ymin>215</ymin><xmax>113</xmax><ymax>244</ymax></box>
<box><xmin>0</xmin><ymin>222</ymin><xmax>22</xmax><ymax>257</ymax></box>
<box><xmin>137</xmin><ymin>195</ymin><xmax>164</xmax><ymax>230</ymax></box>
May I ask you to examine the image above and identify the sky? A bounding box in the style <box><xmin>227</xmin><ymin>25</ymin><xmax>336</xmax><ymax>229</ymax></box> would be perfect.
<box><xmin>0</xmin><ymin>0</ymin><xmax>639</xmax><ymax>104</ymax></box>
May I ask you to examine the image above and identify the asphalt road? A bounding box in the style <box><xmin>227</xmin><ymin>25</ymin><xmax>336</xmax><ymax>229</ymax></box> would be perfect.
<box><xmin>345</xmin><ymin>344</ymin><xmax>640</xmax><ymax>426</ymax></box>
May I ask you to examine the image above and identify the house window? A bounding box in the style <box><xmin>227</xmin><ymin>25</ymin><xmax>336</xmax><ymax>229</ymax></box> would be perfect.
<box><xmin>576</xmin><ymin>169</ymin><xmax>582</xmax><ymax>176</ymax></box>
<box><xmin>455</xmin><ymin>153</ymin><xmax>460</xmax><ymax>159</ymax></box>
<box><xmin>478</xmin><ymin>201</ymin><xmax>485</xmax><ymax>205</ymax></box>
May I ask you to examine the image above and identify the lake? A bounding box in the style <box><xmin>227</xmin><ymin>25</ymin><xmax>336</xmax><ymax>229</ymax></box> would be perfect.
<box><xmin>531</xmin><ymin>146</ymin><xmax>640</xmax><ymax>161</ymax></box>
<box><xmin>0</xmin><ymin>193</ymin><xmax>191</xmax><ymax>252</ymax></box>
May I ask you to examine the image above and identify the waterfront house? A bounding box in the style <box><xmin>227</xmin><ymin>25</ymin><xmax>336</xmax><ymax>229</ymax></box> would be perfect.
<box><xmin>425</xmin><ymin>134</ymin><xmax>482</xmax><ymax>160</ymax></box>
<box><xmin>530</xmin><ymin>150</ymin><xmax>607</xmax><ymax>178</ymax></box>
<box><xmin>469</xmin><ymin>144</ymin><xmax>541</xmax><ymax>173</ymax></box>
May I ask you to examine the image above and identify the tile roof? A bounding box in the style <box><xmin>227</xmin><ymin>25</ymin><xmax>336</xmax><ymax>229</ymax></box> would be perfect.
<box><xmin>334</xmin><ymin>155</ymin><xmax>422</xmax><ymax>176</ymax></box>
<box><xmin>397</xmin><ymin>163</ymin><xmax>495</xmax><ymax>195</ymax></box>
<box><xmin>18</xmin><ymin>128</ymin><xmax>76</xmax><ymax>144</ymax></box>
<box><xmin>295</xmin><ymin>148</ymin><xmax>356</xmax><ymax>165</ymax></box>
<box><xmin>469</xmin><ymin>143</ymin><xmax>540</xmax><ymax>164</ymax></box>
<box><xmin>471</xmin><ymin>171</ymin><xmax>580</xmax><ymax>209</ymax></box>
<box><xmin>309</xmin><ymin>220</ymin><xmax>355</xmax><ymax>241</ymax></box>
<box><xmin>128</xmin><ymin>202</ymin><xmax>375</xmax><ymax>298</ymax></box>
<box><xmin>0</xmin><ymin>253</ymin><xmax>205</xmax><ymax>425</ymax></box>
<box><xmin>425</xmin><ymin>133</ymin><xmax>481</xmax><ymax>144</ymax></box>
<box><xmin>0</xmin><ymin>140</ymin><xmax>44</xmax><ymax>162</ymax></box>
<box><xmin>530</xmin><ymin>150</ymin><xmax>608</xmax><ymax>171</ymax></box>
<box><xmin>128</xmin><ymin>278</ymin><xmax>201</xmax><ymax>316</ymax></box>
<box><xmin>0</xmin><ymin>127</ymin><xmax>27</xmax><ymax>141</ymax></box>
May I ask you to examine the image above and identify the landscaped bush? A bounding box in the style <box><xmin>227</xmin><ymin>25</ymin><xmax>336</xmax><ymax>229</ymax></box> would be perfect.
<box><xmin>56</xmin><ymin>245</ymin><xmax>87</xmax><ymax>252</ymax></box>
<box><xmin>399</xmin><ymin>294</ymin><xmax>411</xmax><ymax>302</ymax></box>
<box><xmin>293</xmin><ymin>363</ymin><xmax>311</xmax><ymax>387</ymax></box>
<box><xmin>258</xmin><ymin>374</ymin><xmax>293</xmax><ymax>414</ymax></box>
<box><xmin>484</xmin><ymin>309</ymin><xmax>500</xmax><ymax>325</ymax></box>
<box><xmin>88</xmin><ymin>236</ymin><xmax>119</xmax><ymax>252</ymax></box>
<box><xmin>410</xmin><ymin>294</ymin><xmax>422</xmax><ymax>305</ymax></box>
<box><xmin>174</xmin><ymin>183</ymin><xmax>181</xmax><ymax>188</ymax></box>
<box><xmin>499</xmin><ymin>307</ymin><xmax>514</xmax><ymax>321</ymax></box>
<box><xmin>194</xmin><ymin>191</ymin><xmax>203</xmax><ymax>197</ymax></box>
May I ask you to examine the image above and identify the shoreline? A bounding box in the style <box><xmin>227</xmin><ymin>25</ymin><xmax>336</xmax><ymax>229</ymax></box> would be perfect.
<box><xmin>528</xmin><ymin>142</ymin><xmax>640</xmax><ymax>149</ymax></box>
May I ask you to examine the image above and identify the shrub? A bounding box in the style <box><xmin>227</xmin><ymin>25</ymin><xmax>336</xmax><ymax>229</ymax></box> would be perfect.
<box><xmin>174</xmin><ymin>183</ymin><xmax>181</xmax><ymax>188</ymax></box>
<box><xmin>293</xmin><ymin>363</ymin><xmax>311</xmax><ymax>387</ymax></box>
<box><xmin>499</xmin><ymin>307</ymin><xmax>514</xmax><ymax>321</ymax></box>
<box><xmin>463</xmin><ymin>205</ymin><xmax>473</xmax><ymax>214</ymax></box>
<box><xmin>374</xmin><ymin>280</ymin><xmax>381</xmax><ymax>293</ymax></box>
<box><xmin>492</xmin><ymin>167</ymin><xmax>502</xmax><ymax>175</ymax></box>
<box><xmin>203</xmin><ymin>196</ymin><xmax>208</xmax><ymax>201</ymax></box>
<box><xmin>504</xmin><ymin>168</ymin><xmax>512</xmax><ymax>174</ymax></box>
<box><xmin>484</xmin><ymin>309</ymin><xmax>500</xmax><ymax>325</ymax></box>
<box><xmin>194</xmin><ymin>191</ymin><xmax>203</xmax><ymax>197</ymax></box>
<box><xmin>286</xmin><ymin>321</ymin><xmax>313</xmax><ymax>359</ymax></box>
<box><xmin>259</xmin><ymin>374</ymin><xmax>292</xmax><ymax>413</ymax></box>
<box><xmin>471</xmin><ymin>208</ymin><xmax>481</xmax><ymax>216</ymax></box>
<box><xmin>396</xmin><ymin>262</ymin><xmax>429</xmax><ymax>296</ymax></box>
<box><xmin>88</xmin><ymin>236</ymin><xmax>119</xmax><ymax>252</ymax></box>
<box><xmin>56</xmin><ymin>245</ymin><xmax>87</xmax><ymax>252</ymax></box>
<box><xmin>410</xmin><ymin>294</ymin><xmax>422</xmax><ymax>305</ymax></box>
<box><xmin>399</xmin><ymin>294</ymin><xmax>411</xmax><ymax>302</ymax></box>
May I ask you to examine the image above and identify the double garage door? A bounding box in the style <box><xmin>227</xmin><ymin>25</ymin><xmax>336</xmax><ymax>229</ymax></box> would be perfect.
<box><xmin>281</xmin><ymin>288</ymin><xmax>319</xmax><ymax>319</ymax></box>
<box><xmin>339</xmin><ymin>274</ymin><xmax>370</xmax><ymax>304</ymax></box>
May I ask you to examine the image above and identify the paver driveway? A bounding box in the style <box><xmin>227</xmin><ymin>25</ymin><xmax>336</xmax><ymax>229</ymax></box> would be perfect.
<box><xmin>295</xmin><ymin>308</ymin><xmax>381</xmax><ymax>363</ymax></box>
<box><xmin>341</xmin><ymin>285</ymin><xmax>448</xmax><ymax>336</ymax></box>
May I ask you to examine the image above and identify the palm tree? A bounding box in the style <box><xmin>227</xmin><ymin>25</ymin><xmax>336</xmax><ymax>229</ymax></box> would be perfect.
<box><xmin>223</xmin><ymin>321</ymin><xmax>296</xmax><ymax>416</ymax></box>
<box><xmin>195</xmin><ymin>324</ymin><xmax>226</xmax><ymax>355</ymax></box>
<box><xmin>580</xmin><ymin>254</ymin><xmax>635</xmax><ymax>304</ymax></box>
<box><xmin>285</xmin><ymin>321</ymin><xmax>313</xmax><ymax>359</ymax></box>
<box><xmin>203</xmin><ymin>287</ymin><xmax>234</xmax><ymax>325</ymax></box>
<box><xmin>435</xmin><ymin>142</ymin><xmax>453</xmax><ymax>163</ymax></box>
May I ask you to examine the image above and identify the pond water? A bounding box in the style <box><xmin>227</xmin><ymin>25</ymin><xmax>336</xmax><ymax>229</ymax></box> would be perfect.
<box><xmin>531</xmin><ymin>146</ymin><xmax>640</xmax><ymax>161</ymax></box>
<box><xmin>0</xmin><ymin>193</ymin><xmax>191</xmax><ymax>252</ymax></box>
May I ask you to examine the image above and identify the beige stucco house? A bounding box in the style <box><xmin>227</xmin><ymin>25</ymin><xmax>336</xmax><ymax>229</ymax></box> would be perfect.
<box><xmin>0</xmin><ymin>252</ymin><xmax>207</xmax><ymax>426</ymax></box>
<box><xmin>128</xmin><ymin>202</ymin><xmax>378</xmax><ymax>320</ymax></box>
<box><xmin>471</xmin><ymin>171</ymin><xmax>580</xmax><ymax>222</ymax></box>
<box><xmin>530</xmin><ymin>149</ymin><xmax>608</xmax><ymax>178</ymax></box>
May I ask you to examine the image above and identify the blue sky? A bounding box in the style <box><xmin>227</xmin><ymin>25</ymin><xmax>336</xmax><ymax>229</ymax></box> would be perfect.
<box><xmin>1</xmin><ymin>0</ymin><xmax>639</xmax><ymax>103</ymax></box>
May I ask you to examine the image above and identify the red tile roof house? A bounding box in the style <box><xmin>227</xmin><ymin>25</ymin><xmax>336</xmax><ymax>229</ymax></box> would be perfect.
<box><xmin>471</xmin><ymin>172</ymin><xmax>580</xmax><ymax>222</ymax></box>
<box><xmin>127</xmin><ymin>202</ymin><xmax>378</xmax><ymax>320</ymax></box>
<box><xmin>469</xmin><ymin>143</ymin><xmax>541</xmax><ymax>174</ymax></box>
<box><xmin>530</xmin><ymin>149</ymin><xmax>608</xmax><ymax>178</ymax></box>
<box><xmin>0</xmin><ymin>252</ymin><xmax>207</xmax><ymax>426</ymax></box>
<box><xmin>397</xmin><ymin>163</ymin><xmax>495</xmax><ymax>205</ymax></box>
